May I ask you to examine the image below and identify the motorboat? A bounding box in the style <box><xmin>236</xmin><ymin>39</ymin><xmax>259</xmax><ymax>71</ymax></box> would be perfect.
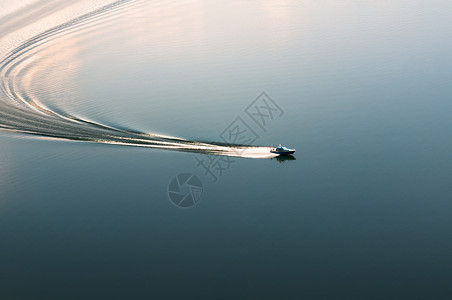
<box><xmin>270</xmin><ymin>144</ymin><xmax>295</xmax><ymax>155</ymax></box>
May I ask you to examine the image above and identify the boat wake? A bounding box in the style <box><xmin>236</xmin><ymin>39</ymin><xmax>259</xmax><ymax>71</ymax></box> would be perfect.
<box><xmin>0</xmin><ymin>0</ymin><xmax>276</xmax><ymax>159</ymax></box>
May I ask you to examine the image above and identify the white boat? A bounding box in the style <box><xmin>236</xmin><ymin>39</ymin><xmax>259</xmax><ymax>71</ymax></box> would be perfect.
<box><xmin>270</xmin><ymin>145</ymin><xmax>295</xmax><ymax>155</ymax></box>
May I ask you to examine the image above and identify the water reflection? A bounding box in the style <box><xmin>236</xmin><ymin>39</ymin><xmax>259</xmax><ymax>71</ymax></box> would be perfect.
<box><xmin>271</xmin><ymin>154</ymin><xmax>296</xmax><ymax>163</ymax></box>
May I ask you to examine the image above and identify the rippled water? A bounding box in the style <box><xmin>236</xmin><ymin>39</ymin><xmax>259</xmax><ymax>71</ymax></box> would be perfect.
<box><xmin>0</xmin><ymin>0</ymin><xmax>277</xmax><ymax>158</ymax></box>
<box><xmin>1</xmin><ymin>0</ymin><xmax>452</xmax><ymax>299</ymax></box>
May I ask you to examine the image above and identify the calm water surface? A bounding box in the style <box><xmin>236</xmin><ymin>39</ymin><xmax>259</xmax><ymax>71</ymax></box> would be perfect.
<box><xmin>1</xmin><ymin>0</ymin><xmax>452</xmax><ymax>299</ymax></box>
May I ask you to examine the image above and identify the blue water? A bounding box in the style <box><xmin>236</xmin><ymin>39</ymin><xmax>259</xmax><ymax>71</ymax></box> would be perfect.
<box><xmin>1</xmin><ymin>0</ymin><xmax>452</xmax><ymax>299</ymax></box>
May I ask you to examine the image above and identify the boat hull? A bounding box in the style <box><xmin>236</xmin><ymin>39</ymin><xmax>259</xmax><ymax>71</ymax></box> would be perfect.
<box><xmin>270</xmin><ymin>150</ymin><xmax>295</xmax><ymax>155</ymax></box>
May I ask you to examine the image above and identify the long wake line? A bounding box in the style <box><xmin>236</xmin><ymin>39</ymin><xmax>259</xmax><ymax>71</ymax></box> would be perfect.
<box><xmin>0</xmin><ymin>0</ymin><xmax>275</xmax><ymax>159</ymax></box>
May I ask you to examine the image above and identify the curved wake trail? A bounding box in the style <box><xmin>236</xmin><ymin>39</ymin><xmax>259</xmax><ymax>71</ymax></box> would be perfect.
<box><xmin>0</xmin><ymin>0</ymin><xmax>275</xmax><ymax>159</ymax></box>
